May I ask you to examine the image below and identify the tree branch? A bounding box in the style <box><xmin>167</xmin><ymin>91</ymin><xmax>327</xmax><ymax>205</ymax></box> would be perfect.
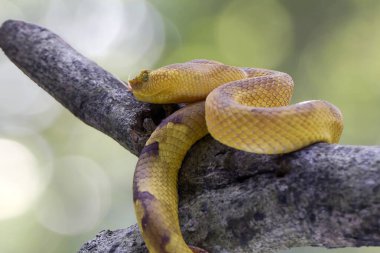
<box><xmin>1</xmin><ymin>20</ymin><xmax>379</xmax><ymax>253</ymax></box>
<box><xmin>0</xmin><ymin>19</ymin><xmax>178</xmax><ymax>156</ymax></box>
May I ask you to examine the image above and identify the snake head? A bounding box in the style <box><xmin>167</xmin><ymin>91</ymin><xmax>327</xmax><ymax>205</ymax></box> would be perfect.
<box><xmin>128</xmin><ymin>70</ymin><xmax>150</xmax><ymax>91</ymax></box>
<box><xmin>129</xmin><ymin>61</ymin><xmax>227</xmax><ymax>103</ymax></box>
<box><xmin>128</xmin><ymin>69</ymin><xmax>169</xmax><ymax>103</ymax></box>
<box><xmin>128</xmin><ymin>69</ymin><xmax>172</xmax><ymax>103</ymax></box>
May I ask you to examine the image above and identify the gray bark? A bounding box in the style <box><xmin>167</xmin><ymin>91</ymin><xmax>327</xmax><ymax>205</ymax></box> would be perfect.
<box><xmin>0</xmin><ymin>20</ymin><xmax>379</xmax><ymax>253</ymax></box>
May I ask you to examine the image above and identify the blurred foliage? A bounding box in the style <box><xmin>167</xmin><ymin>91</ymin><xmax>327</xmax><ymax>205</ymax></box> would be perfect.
<box><xmin>0</xmin><ymin>0</ymin><xmax>379</xmax><ymax>252</ymax></box>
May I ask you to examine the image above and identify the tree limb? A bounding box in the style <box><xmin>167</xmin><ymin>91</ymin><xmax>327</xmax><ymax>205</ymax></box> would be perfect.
<box><xmin>1</xmin><ymin>20</ymin><xmax>379</xmax><ymax>253</ymax></box>
<box><xmin>0</xmin><ymin>19</ymin><xmax>178</xmax><ymax>156</ymax></box>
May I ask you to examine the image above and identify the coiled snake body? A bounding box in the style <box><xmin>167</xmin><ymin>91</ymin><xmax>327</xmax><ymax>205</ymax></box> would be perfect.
<box><xmin>128</xmin><ymin>59</ymin><xmax>343</xmax><ymax>253</ymax></box>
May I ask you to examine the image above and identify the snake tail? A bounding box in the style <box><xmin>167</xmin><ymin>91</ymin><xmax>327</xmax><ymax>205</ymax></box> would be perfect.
<box><xmin>133</xmin><ymin>102</ymin><xmax>208</xmax><ymax>253</ymax></box>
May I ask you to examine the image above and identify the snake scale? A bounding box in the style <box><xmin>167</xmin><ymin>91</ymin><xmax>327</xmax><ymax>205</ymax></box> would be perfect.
<box><xmin>128</xmin><ymin>59</ymin><xmax>344</xmax><ymax>253</ymax></box>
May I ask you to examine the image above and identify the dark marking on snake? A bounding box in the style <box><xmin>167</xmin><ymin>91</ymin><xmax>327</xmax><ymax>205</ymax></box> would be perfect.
<box><xmin>141</xmin><ymin>141</ymin><xmax>159</xmax><ymax>156</ymax></box>
<box><xmin>134</xmin><ymin>191</ymin><xmax>157</xmax><ymax>230</ymax></box>
<box><xmin>160</xmin><ymin>234</ymin><xmax>170</xmax><ymax>253</ymax></box>
<box><xmin>159</xmin><ymin>113</ymin><xmax>183</xmax><ymax>127</ymax></box>
<box><xmin>132</xmin><ymin>179</ymin><xmax>139</xmax><ymax>202</ymax></box>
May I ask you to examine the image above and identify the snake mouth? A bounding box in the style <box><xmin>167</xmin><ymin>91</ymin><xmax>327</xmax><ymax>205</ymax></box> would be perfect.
<box><xmin>128</xmin><ymin>70</ymin><xmax>150</xmax><ymax>91</ymax></box>
<box><xmin>127</xmin><ymin>78</ymin><xmax>142</xmax><ymax>91</ymax></box>
<box><xmin>124</xmin><ymin>80</ymin><xmax>133</xmax><ymax>91</ymax></box>
<box><xmin>132</xmin><ymin>87</ymin><xmax>171</xmax><ymax>103</ymax></box>
<box><xmin>127</xmin><ymin>75</ymin><xmax>170</xmax><ymax>103</ymax></box>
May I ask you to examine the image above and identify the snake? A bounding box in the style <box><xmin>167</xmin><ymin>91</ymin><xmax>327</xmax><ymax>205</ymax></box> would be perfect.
<box><xmin>128</xmin><ymin>59</ymin><xmax>344</xmax><ymax>253</ymax></box>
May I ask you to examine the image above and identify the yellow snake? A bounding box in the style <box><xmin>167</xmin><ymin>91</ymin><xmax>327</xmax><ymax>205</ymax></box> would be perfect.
<box><xmin>128</xmin><ymin>59</ymin><xmax>343</xmax><ymax>253</ymax></box>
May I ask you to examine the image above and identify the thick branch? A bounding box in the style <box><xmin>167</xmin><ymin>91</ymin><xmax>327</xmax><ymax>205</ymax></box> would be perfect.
<box><xmin>0</xmin><ymin>19</ymin><xmax>178</xmax><ymax>156</ymax></box>
<box><xmin>1</xmin><ymin>20</ymin><xmax>379</xmax><ymax>253</ymax></box>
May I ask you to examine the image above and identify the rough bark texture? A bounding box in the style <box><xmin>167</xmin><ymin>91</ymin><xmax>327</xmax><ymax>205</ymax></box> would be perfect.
<box><xmin>0</xmin><ymin>19</ymin><xmax>178</xmax><ymax>156</ymax></box>
<box><xmin>0</xmin><ymin>20</ymin><xmax>379</xmax><ymax>253</ymax></box>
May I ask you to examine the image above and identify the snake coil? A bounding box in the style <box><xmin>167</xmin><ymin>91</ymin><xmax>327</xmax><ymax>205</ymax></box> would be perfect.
<box><xmin>128</xmin><ymin>59</ymin><xmax>343</xmax><ymax>253</ymax></box>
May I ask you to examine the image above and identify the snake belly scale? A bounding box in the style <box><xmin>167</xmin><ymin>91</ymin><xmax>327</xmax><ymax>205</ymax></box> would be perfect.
<box><xmin>128</xmin><ymin>59</ymin><xmax>343</xmax><ymax>253</ymax></box>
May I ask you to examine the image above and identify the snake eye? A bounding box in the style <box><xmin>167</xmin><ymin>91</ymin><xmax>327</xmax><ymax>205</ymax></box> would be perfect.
<box><xmin>142</xmin><ymin>70</ymin><xmax>149</xmax><ymax>82</ymax></box>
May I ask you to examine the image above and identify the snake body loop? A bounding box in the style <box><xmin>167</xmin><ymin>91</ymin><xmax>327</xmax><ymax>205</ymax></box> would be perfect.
<box><xmin>129</xmin><ymin>59</ymin><xmax>343</xmax><ymax>253</ymax></box>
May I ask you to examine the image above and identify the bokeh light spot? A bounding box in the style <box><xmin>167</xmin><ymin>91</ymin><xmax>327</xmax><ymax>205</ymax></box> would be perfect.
<box><xmin>0</xmin><ymin>138</ymin><xmax>41</xmax><ymax>220</ymax></box>
<box><xmin>103</xmin><ymin>0</ymin><xmax>166</xmax><ymax>75</ymax></box>
<box><xmin>216</xmin><ymin>0</ymin><xmax>293</xmax><ymax>67</ymax></box>
<box><xmin>0</xmin><ymin>0</ymin><xmax>24</xmax><ymax>23</ymax></box>
<box><xmin>0</xmin><ymin>62</ymin><xmax>62</xmax><ymax>132</ymax></box>
<box><xmin>297</xmin><ymin>4</ymin><xmax>380</xmax><ymax>145</ymax></box>
<box><xmin>42</xmin><ymin>0</ymin><xmax>124</xmax><ymax>57</ymax></box>
<box><xmin>35</xmin><ymin>156</ymin><xmax>111</xmax><ymax>235</ymax></box>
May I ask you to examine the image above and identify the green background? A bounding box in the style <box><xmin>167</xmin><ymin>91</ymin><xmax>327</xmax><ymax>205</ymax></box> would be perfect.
<box><xmin>0</xmin><ymin>0</ymin><xmax>379</xmax><ymax>252</ymax></box>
